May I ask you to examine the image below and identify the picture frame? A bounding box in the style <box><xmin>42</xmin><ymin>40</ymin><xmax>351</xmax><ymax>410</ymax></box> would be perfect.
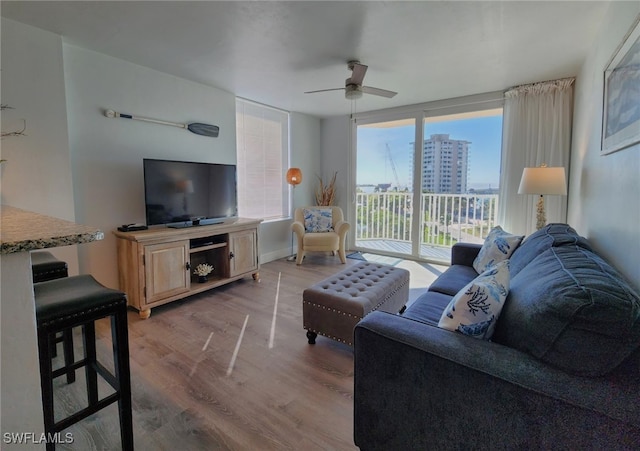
<box><xmin>601</xmin><ymin>16</ymin><xmax>640</xmax><ymax>155</ymax></box>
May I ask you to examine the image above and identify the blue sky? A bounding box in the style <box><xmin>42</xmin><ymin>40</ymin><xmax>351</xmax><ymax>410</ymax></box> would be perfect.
<box><xmin>357</xmin><ymin>114</ymin><xmax>503</xmax><ymax>190</ymax></box>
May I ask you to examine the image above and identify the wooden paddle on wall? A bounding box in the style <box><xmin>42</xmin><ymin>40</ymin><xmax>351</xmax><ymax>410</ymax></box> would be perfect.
<box><xmin>104</xmin><ymin>109</ymin><xmax>219</xmax><ymax>137</ymax></box>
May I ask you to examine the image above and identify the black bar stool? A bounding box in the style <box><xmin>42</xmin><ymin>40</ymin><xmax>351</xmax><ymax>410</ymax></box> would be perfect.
<box><xmin>34</xmin><ymin>274</ymin><xmax>134</xmax><ymax>451</ymax></box>
<box><xmin>31</xmin><ymin>251</ymin><xmax>69</xmax><ymax>282</ymax></box>
<box><xmin>31</xmin><ymin>251</ymin><xmax>74</xmax><ymax>382</ymax></box>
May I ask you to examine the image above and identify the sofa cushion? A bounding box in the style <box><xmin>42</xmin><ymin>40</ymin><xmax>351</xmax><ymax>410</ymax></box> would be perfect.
<box><xmin>493</xmin><ymin>246</ymin><xmax>640</xmax><ymax>377</ymax></box>
<box><xmin>438</xmin><ymin>260</ymin><xmax>510</xmax><ymax>340</ymax></box>
<box><xmin>303</xmin><ymin>207</ymin><xmax>333</xmax><ymax>232</ymax></box>
<box><xmin>428</xmin><ymin>264</ymin><xmax>479</xmax><ymax>296</ymax></box>
<box><xmin>403</xmin><ymin>291</ymin><xmax>452</xmax><ymax>326</ymax></box>
<box><xmin>508</xmin><ymin>223</ymin><xmax>592</xmax><ymax>277</ymax></box>
<box><xmin>451</xmin><ymin>242</ymin><xmax>482</xmax><ymax>266</ymax></box>
<box><xmin>473</xmin><ymin>226</ymin><xmax>523</xmax><ymax>273</ymax></box>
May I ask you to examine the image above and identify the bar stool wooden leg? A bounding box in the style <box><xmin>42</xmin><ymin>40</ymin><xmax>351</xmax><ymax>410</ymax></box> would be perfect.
<box><xmin>61</xmin><ymin>328</ymin><xmax>75</xmax><ymax>384</ymax></box>
<box><xmin>83</xmin><ymin>323</ymin><xmax>99</xmax><ymax>407</ymax></box>
<box><xmin>113</xmin><ymin>310</ymin><xmax>134</xmax><ymax>450</ymax></box>
<box><xmin>37</xmin><ymin>328</ymin><xmax>56</xmax><ymax>451</ymax></box>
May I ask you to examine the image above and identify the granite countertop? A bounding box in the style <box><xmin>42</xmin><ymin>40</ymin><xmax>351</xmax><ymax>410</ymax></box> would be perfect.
<box><xmin>1</xmin><ymin>205</ymin><xmax>104</xmax><ymax>254</ymax></box>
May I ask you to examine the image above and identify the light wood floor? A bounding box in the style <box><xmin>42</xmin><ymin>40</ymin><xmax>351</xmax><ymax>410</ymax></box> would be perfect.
<box><xmin>53</xmin><ymin>254</ymin><xmax>368</xmax><ymax>450</ymax></box>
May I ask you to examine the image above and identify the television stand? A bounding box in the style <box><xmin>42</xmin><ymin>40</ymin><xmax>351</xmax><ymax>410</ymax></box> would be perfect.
<box><xmin>114</xmin><ymin>218</ymin><xmax>261</xmax><ymax>319</ymax></box>
<box><xmin>168</xmin><ymin>218</ymin><xmax>226</xmax><ymax>229</ymax></box>
<box><xmin>167</xmin><ymin>223</ymin><xmax>193</xmax><ymax>229</ymax></box>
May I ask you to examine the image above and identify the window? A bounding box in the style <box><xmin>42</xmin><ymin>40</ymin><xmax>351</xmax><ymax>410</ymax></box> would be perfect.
<box><xmin>353</xmin><ymin>92</ymin><xmax>503</xmax><ymax>263</ymax></box>
<box><xmin>235</xmin><ymin>99</ymin><xmax>289</xmax><ymax>220</ymax></box>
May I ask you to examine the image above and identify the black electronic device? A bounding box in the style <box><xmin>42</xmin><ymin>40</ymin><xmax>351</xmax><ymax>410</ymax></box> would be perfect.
<box><xmin>118</xmin><ymin>224</ymin><xmax>148</xmax><ymax>232</ymax></box>
<box><xmin>143</xmin><ymin>158</ymin><xmax>238</xmax><ymax>228</ymax></box>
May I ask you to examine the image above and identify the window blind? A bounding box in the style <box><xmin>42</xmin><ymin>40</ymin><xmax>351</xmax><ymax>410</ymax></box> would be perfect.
<box><xmin>236</xmin><ymin>99</ymin><xmax>289</xmax><ymax>220</ymax></box>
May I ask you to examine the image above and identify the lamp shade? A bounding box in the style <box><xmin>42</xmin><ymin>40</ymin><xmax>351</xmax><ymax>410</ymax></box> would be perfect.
<box><xmin>286</xmin><ymin>168</ymin><xmax>302</xmax><ymax>186</ymax></box>
<box><xmin>518</xmin><ymin>166</ymin><xmax>567</xmax><ymax>195</ymax></box>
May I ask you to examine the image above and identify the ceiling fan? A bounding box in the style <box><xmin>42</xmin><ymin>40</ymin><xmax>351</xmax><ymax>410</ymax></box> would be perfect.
<box><xmin>304</xmin><ymin>61</ymin><xmax>397</xmax><ymax>100</ymax></box>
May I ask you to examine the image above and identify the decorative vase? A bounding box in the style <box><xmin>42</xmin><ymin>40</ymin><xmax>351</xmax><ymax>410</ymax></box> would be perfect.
<box><xmin>198</xmin><ymin>275</ymin><xmax>208</xmax><ymax>283</ymax></box>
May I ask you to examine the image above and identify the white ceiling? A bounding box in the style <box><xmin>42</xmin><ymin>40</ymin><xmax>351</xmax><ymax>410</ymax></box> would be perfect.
<box><xmin>1</xmin><ymin>1</ymin><xmax>609</xmax><ymax>118</ymax></box>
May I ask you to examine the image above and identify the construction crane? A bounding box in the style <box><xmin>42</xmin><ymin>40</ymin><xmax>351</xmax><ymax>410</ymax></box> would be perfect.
<box><xmin>385</xmin><ymin>143</ymin><xmax>401</xmax><ymax>189</ymax></box>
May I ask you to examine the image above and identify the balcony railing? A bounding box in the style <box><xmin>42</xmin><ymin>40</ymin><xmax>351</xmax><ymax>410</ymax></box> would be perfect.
<box><xmin>355</xmin><ymin>192</ymin><xmax>499</xmax><ymax>261</ymax></box>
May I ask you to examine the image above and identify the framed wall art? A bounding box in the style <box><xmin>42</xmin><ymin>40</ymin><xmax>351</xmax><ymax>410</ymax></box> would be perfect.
<box><xmin>601</xmin><ymin>15</ymin><xmax>640</xmax><ymax>155</ymax></box>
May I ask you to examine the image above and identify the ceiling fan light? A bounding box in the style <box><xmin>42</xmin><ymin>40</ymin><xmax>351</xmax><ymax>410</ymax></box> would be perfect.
<box><xmin>345</xmin><ymin>85</ymin><xmax>363</xmax><ymax>100</ymax></box>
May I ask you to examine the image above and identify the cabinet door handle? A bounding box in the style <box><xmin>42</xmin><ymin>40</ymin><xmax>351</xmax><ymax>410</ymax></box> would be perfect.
<box><xmin>229</xmin><ymin>252</ymin><xmax>234</xmax><ymax>260</ymax></box>
<box><xmin>186</xmin><ymin>262</ymin><xmax>191</xmax><ymax>271</ymax></box>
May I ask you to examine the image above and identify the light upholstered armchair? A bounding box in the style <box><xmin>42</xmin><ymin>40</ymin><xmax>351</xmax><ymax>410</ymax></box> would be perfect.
<box><xmin>291</xmin><ymin>206</ymin><xmax>350</xmax><ymax>265</ymax></box>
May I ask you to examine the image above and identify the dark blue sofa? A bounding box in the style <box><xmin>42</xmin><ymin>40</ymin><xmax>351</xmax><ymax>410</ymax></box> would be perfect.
<box><xmin>354</xmin><ymin>224</ymin><xmax>640</xmax><ymax>450</ymax></box>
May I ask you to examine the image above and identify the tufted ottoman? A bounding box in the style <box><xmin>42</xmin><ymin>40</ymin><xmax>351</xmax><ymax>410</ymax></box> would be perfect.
<box><xmin>303</xmin><ymin>262</ymin><xmax>409</xmax><ymax>346</ymax></box>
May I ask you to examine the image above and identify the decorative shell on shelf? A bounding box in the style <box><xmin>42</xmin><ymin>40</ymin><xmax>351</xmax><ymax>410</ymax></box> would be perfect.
<box><xmin>193</xmin><ymin>263</ymin><xmax>214</xmax><ymax>276</ymax></box>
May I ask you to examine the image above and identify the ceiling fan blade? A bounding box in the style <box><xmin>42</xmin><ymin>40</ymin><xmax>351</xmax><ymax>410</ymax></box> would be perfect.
<box><xmin>361</xmin><ymin>86</ymin><xmax>398</xmax><ymax>98</ymax></box>
<box><xmin>304</xmin><ymin>87</ymin><xmax>346</xmax><ymax>94</ymax></box>
<box><xmin>349</xmin><ymin>62</ymin><xmax>368</xmax><ymax>85</ymax></box>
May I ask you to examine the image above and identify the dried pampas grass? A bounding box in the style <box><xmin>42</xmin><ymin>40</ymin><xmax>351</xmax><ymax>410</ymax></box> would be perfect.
<box><xmin>315</xmin><ymin>172</ymin><xmax>337</xmax><ymax>206</ymax></box>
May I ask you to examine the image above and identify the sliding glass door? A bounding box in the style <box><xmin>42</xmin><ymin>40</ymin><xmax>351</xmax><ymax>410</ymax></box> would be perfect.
<box><xmin>355</xmin><ymin>118</ymin><xmax>416</xmax><ymax>257</ymax></box>
<box><xmin>419</xmin><ymin>109</ymin><xmax>503</xmax><ymax>260</ymax></box>
<box><xmin>353</xmin><ymin>96</ymin><xmax>503</xmax><ymax>263</ymax></box>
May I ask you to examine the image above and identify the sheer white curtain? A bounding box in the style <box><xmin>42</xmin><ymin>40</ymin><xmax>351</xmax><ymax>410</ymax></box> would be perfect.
<box><xmin>498</xmin><ymin>78</ymin><xmax>574</xmax><ymax>236</ymax></box>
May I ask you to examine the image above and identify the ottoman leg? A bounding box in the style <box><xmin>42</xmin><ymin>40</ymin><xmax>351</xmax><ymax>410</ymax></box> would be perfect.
<box><xmin>399</xmin><ymin>305</ymin><xmax>407</xmax><ymax>314</ymax></box>
<box><xmin>306</xmin><ymin>330</ymin><xmax>317</xmax><ymax>345</ymax></box>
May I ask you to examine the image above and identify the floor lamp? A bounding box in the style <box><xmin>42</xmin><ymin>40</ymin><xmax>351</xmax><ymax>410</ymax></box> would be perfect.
<box><xmin>518</xmin><ymin>164</ymin><xmax>567</xmax><ymax>230</ymax></box>
<box><xmin>286</xmin><ymin>168</ymin><xmax>302</xmax><ymax>261</ymax></box>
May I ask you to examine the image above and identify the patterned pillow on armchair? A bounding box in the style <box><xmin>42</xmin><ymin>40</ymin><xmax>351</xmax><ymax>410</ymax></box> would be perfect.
<box><xmin>303</xmin><ymin>208</ymin><xmax>334</xmax><ymax>233</ymax></box>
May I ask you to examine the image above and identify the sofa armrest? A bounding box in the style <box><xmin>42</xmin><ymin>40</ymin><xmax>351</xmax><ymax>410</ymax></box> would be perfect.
<box><xmin>354</xmin><ymin>311</ymin><xmax>639</xmax><ymax>450</ymax></box>
<box><xmin>450</xmin><ymin>242</ymin><xmax>482</xmax><ymax>266</ymax></box>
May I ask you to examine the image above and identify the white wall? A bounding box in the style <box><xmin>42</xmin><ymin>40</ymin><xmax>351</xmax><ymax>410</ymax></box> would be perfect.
<box><xmin>568</xmin><ymin>4</ymin><xmax>640</xmax><ymax>289</ymax></box>
<box><xmin>1</xmin><ymin>18</ymin><xmax>79</xmax><ymax>272</ymax></box>
<box><xmin>320</xmin><ymin>114</ymin><xmax>351</xmax><ymax>220</ymax></box>
<box><xmin>321</xmin><ymin>115</ymin><xmax>352</xmax><ymax>211</ymax></box>
<box><xmin>2</xmin><ymin>18</ymin><xmax>322</xmax><ymax>289</ymax></box>
<box><xmin>291</xmin><ymin>112</ymin><xmax>322</xmax><ymax>208</ymax></box>
<box><xmin>62</xmin><ymin>44</ymin><xmax>237</xmax><ymax>287</ymax></box>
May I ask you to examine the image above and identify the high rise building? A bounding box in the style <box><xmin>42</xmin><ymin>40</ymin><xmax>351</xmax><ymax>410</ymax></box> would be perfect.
<box><xmin>412</xmin><ymin>134</ymin><xmax>470</xmax><ymax>193</ymax></box>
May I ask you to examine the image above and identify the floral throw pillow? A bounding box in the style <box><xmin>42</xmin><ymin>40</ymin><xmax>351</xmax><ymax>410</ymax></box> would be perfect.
<box><xmin>473</xmin><ymin>226</ymin><xmax>524</xmax><ymax>273</ymax></box>
<box><xmin>438</xmin><ymin>260</ymin><xmax>511</xmax><ymax>340</ymax></box>
<box><xmin>303</xmin><ymin>208</ymin><xmax>333</xmax><ymax>233</ymax></box>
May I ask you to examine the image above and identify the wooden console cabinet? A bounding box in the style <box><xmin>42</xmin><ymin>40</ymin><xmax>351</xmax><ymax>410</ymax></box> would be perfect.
<box><xmin>114</xmin><ymin>218</ymin><xmax>261</xmax><ymax>319</ymax></box>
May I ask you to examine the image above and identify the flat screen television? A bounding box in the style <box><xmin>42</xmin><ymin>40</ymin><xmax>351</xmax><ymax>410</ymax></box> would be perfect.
<box><xmin>143</xmin><ymin>158</ymin><xmax>238</xmax><ymax>228</ymax></box>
